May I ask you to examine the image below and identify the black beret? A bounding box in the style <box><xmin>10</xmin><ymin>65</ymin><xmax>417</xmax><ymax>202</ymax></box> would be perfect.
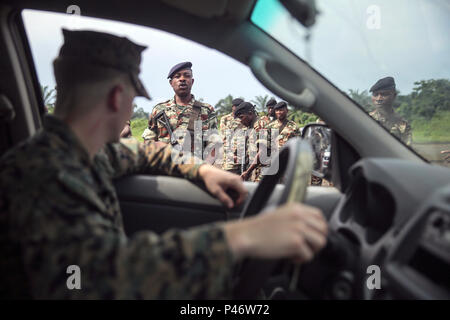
<box><xmin>266</xmin><ymin>98</ymin><xmax>277</xmax><ymax>107</ymax></box>
<box><xmin>234</xmin><ymin>102</ymin><xmax>254</xmax><ymax>118</ymax></box>
<box><xmin>168</xmin><ymin>61</ymin><xmax>192</xmax><ymax>79</ymax></box>
<box><xmin>273</xmin><ymin>101</ymin><xmax>288</xmax><ymax>110</ymax></box>
<box><xmin>370</xmin><ymin>76</ymin><xmax>396</xmax><ymax>92</ymax></box>
<box><xmin>54</xmin><ymin>29</ymin><xmax>150</xmax><ymax>99</ymax></box>
<box><xmin>232</xmin><ymin>98</ymin><xmax>244</xmax><ymax>106</ymax></box>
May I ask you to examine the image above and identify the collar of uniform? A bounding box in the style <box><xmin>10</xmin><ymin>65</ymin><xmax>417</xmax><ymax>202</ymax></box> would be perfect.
<box><xmin>43</xmin><ymin>115</ymin><xmax>92</xmax><ymax>166</ymax></box>
<box><xmin>172</xmin><ymin>94</ymin><xmax>196</xmax><ymax>108</ymax></box>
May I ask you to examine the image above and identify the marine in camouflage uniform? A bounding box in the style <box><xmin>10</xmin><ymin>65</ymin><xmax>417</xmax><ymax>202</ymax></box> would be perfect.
<box><xmin>0</xmin><ymin>116</ymin><xmax>233</xmax><ymax>299</ymax></box>
<box><xmin>368</xmin><ymin>77</ymin><xmax>412</xmax><ymax>146</ymax></box>
<box><xmin>142</xmin><ymin>62</ymin><xmax>220</xmax><ymax>159</ymax></box>
<box><xmin>1</xmin><ymin>29</ymin><xmax>332</xmax><ymax>300</ymax></box>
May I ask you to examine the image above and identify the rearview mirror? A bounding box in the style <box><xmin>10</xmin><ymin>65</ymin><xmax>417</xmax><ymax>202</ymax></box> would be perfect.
<box><xmin>280</xmin><ymin>0</ymin><xmax>317</xmax><ymax>28</ymax></box>
<box><xmin>301</xmin><ymin>124</ymin><xmax>331</xmax><ymax>182</ymax></box>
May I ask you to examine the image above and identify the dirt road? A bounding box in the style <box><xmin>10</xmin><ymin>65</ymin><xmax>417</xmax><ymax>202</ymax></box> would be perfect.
<box><xmin>412</xmin><ymin>143</ymin><xmax>450</xmax><ymax>168</ymax></box>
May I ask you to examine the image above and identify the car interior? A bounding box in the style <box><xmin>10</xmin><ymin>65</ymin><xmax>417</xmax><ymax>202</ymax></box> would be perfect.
<box><xmin>0</xmin><ymin>0</ymin><xmax>449</xmax><ymax>299</ymax></box>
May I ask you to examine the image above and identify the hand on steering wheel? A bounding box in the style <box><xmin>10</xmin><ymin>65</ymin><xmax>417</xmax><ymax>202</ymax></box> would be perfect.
<box><xmin>233</xmin><ymin>138</ymin><xmax>315</xmax><ymax>299</ymax></box>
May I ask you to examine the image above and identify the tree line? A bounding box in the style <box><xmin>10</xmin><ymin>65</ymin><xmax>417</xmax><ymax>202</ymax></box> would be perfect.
<box><xmin>41</xmin><ymin>78</ymin><xmax>450</xmax><ymax>134</ymax></box>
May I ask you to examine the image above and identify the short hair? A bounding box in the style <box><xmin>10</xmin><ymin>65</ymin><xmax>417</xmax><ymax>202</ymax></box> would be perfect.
<box><xmin>53</xmin><ymin>63</ymin><xmax>132</xmax><ymax>118</ymax></box>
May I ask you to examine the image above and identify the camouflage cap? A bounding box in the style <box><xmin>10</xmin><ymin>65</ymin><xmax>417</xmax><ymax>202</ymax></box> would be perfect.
<box><xmin>54</xmin><ymin>29</ymin><xmax>150</xmax><ymax>99</ymax></box>
<box><xmin>231</xmin><ymin>98</ymin><xmax>244</xmax><ymax>107</ymax></box>
<box><xmin>370</xmin><ymin>76</ymin><xmax>396</xmax><ymax>93</ymax></box>
<box><xmin>234</xmin><ymin>102</ymin><xmax>255</xmax><ymax>118</ymax></box>
<box><xmin>273</xmin><ymin>101</ymin><xmax>288</xmax><ymax>110</ymax></box>
<box><xmin>266</xmin><ymin>98</ymin><xmax>277</xmax><ymax>107</ymax></box>
<box><xmin>168</xmin><ymin>61</ymin><xmax>192</xmax><ymax>79</ymax></box>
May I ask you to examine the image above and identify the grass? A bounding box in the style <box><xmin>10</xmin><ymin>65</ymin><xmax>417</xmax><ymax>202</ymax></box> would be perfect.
<box><xmin>411</xmin><ymin>111</ymin><xmax>450</xmax><ymax>143</ymax></box>
<box><xmin>130</xmin><ymin>118</ymin><xmax>147</xmax><ymax>142</ymax></box>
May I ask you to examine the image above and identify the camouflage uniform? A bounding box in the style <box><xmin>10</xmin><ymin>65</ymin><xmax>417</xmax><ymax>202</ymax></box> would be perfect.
<box><xmin>142</xmin><ymin>95</ymin><xmax>219</xmax><ymax>156</ymax></box>
<box><xmin>219</xmin><ymin>112</ymin><xmax>240</xmax><ymax>133</ymax></box>
<box><xmin>221</xmin><ymin>121</ymin><xmax>245</xmax><ymax>174</ymax></box>
<box><xmin>246</xmin><ymin>118</ymin><xmax>269</xmax><ymax>182</ymax></box>
<box><xmin>369</xmin><ymin>109</ymin><xmax>412</xmax><ymax>145</ymax></box>
<box><xmin>0</xmin><ymin>116</ymin><xmax>234</xmax><ymax>299</ymax></box>
<box><xmin>267</xmin><ymin>119</ymin><xmax>301</xmax><ymax>148</ymax></box>
<box><xmin>259</xmin><ymin>114</ymin><xmax>273</xmax><ymax>126</ymax></box>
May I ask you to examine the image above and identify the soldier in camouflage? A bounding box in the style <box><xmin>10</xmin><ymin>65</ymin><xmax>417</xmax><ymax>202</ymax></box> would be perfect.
<box><xmin>231</xmin><ymin>102</ymin><xmax>269</xmax><ymax>181</ymax></box>
<box><xmin>259</xmin><ymin>97</ymin><xmax>276</xmax><ymax>125</ymax></box>
<box><xmin>219</xmin><ymin>98</ymin><xmax>243</xmax><ymax>134</ymax></box>
<box><xmin>219</xmin><ymin>98</ymin><xmax>244</xmax><ymax>170</ymax></box>
<box><xmin>369</xmin><ymin>77</ymin><xmax>412</xmax><ymax>145</ymax></box>
<box><xmin>142</xmin><ymin>62</ymin><xmax>220</xmax><ymax>161</ymax></box>
<box><xmin>267</xmin><ymin>101</ymin><xmax>301</xmax><ymax>148</ymax></box>
<box><xmin>0</xmin><ymin>29</ymin><xmax>328</xmax><ymax>299</ymax></box>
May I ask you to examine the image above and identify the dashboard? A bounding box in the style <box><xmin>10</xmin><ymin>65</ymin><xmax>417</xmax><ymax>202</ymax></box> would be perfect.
<box><xmin>298</xmin><ymin>158</ymin><xmax>450</xmax><ymax>299</ymax></box>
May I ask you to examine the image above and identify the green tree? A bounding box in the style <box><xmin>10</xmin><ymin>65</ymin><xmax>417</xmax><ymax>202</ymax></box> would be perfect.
<box><xmin>288</xmin><ymin>109</ymin><xmax>318</xmax><ymax>127</ymax></box>
<box><xmin>251</xmin><ymin>95</ymin><xmax>269</xmax><ymax>113</ymax></box>
<box><xmin>214</xmin><ymin>94</ymin><xmax>235</xmax><ymax>116</ymax></box>
<box><xmin>131</xmin><ymin>104</ymin><xmax>149</xmax><ymax>120</ymax></box>
<box><xmin>40</xmin><ymin>85</ymin><xmax>56</xmax><ymax>113</ymax></box>
<box><xmin>397</xmin><ymin>79</ymin><xmax>450</xmax><ymax>121</ymax></box>
<box><xmin>347</xmin><ymin>89</ymin><xmax>373</xmax><ymax>112</ymax></box>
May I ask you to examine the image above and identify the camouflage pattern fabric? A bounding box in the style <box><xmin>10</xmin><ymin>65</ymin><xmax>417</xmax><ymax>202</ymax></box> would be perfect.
<box><xmin>219</xmin><ymin>113</ymin><xmax>240</xmax><ymax>134</ymax></box>
<box><xmin>259</xmin><ymin>114</ymin><xmax>273</xmax><ymax>126</ymax></box>
<box><xmin>221</xmin><ymin>116</ymin><xmax>267</xmax><ymax>175</ymax></box>
<box><xmin>369</xmin><ymin>109</ymin><xmax>412</xmax><ymax>145</ymax></box>
<box><xmin>266</xmin><ymin>119</ymin><xmax>301</xmax><ymax>149</ymax></box>
<box><xmin>0</xmin><ymin>116</ymin><xmax>234</xmax><ymax>299</ymax></box>
<box><xmin>142</xmin><ymin>95</ymin><xmax>219</xmax><ymax>153</ymax></box>
<box><xmin>221</xmin><ymin>115</ymin><xmax>245</xmax><ymax>172</ymax></box>
<box><xmin>246</xmin><ymin>118</ymin><xmax>269</xmax><ymax>182</ymax></box>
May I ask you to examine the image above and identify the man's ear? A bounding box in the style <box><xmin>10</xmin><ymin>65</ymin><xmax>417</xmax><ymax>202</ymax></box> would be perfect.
<box><xmin>107</xmin><ymin>84</ymin><xmax>124</xmax><ymax>112</ymax></box>
<box><xmin>191</xmin><ymin>78</ymin><xmax>194</xmax><ymax>86</ymax></box>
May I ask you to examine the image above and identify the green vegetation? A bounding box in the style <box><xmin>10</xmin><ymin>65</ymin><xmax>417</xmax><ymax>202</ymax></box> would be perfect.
<box><xmin>43</xmin><ymin>78</ymin><xmax>450</xmax><ymax>144</ymax></box>
<box><xmin>131</xmin><ymin>118</ymin><xmax>147</xmax><ymax>142</ymax></box>
<box><xmin>41</xmin><ymin>85</ymin><xmax>56</xmax><ymax>113</ymax></box>
<box><xmin>348</xmin><ymin>79</ymin><xmax>450</xmax><ymax>143</ymax></box>
<box><xmin>411</xmin><ymin>111</ymin><xmax>450</xmax><ymax>143</ymax></box>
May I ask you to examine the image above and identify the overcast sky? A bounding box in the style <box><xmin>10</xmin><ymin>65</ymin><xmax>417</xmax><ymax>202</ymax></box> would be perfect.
<box><xmin>23</xmin><ymin>0</ymin><xmax>449</xmax><ymax>113</ymax></box>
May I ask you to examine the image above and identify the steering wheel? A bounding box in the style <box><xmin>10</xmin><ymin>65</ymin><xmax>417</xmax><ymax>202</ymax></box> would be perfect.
<box><xmin>232</xmin><ymin>138</ymin><xmax>313</xmax><ymax>299</ymax></box>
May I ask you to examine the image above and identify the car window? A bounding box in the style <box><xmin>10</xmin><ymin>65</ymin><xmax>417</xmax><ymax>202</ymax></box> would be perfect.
<box><xmin>22</xmin><ymin>9</ymin><xmax>329</xmax><ymax>185</ymax></box>
<box><xmin>251</xmin><ymin>0</ymin><xmax>450</xmax><ymax>168</ymax></box>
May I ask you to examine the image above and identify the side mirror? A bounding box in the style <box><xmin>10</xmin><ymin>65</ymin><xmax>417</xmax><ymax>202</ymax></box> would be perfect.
<box><xmin>301</xmin><ymin>124</ymin><xmax>331</xmax><ymax>180</ymax></box>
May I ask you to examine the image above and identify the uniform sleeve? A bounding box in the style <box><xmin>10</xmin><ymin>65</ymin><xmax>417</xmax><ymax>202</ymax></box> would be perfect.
<box><xmin>104</xmin><ymin>139</ymin><xmax>204</xmax><ymax>182</ymax></box>
<box><xmin>207</xmin><ymin>105</ymin><xmax>218</xmax><ymax>130</ymax></box>
<box><xmin>142</xmin><ymin>107</ymin><xmax>159</xmax><ymax>142</ymax></box>
<box><xmin>402</xmin><ymin>121</ymin><xmax>412</xmax><ymax>146</ymax></box>
<box><xmin>219</xmin><ymin>116</ymin><xmax>226</xmax><ymax>134</ymax></box>
<box><xmin>19</xmin><ymin>189</ymin><xmax>234</xmax><ymax>299</ymax></box>
<box><xmin>205</xmin><ymin>105</ymin><xmax>222</xmax><ymax>147</ymax></box>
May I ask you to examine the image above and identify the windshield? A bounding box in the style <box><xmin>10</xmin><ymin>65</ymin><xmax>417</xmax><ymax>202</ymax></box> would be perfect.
<box><xmin>251</xmin><ymin>0</ymin><xmax>450</xmax><ymax>168</ymax></box>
